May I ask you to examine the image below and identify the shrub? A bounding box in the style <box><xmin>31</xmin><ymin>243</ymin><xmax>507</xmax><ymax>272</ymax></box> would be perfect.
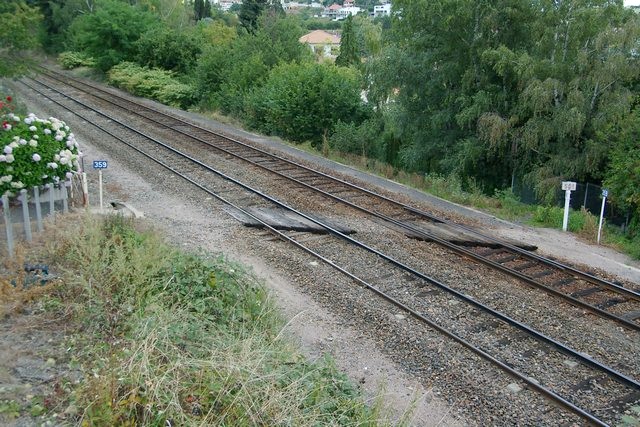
<box><xmin>1</xmin><ymin>107</ymin><xmax>80</xmax><ymax>197</ymax></box>
<box><xmin>57</xmin><ymin>51</ymin><xmax>96</xmax><ymax>69</ymax></box>
<box><xmin>246</xmin><ymin>62</ymin><xmax>369</xmax><ymax>146</ymax></box>
<box><xmin>135</xmin><ymin>26</ymin><xmax>202</xmax><ymax>74</ymax></box>
<box><xmin>108</xmin><ymin>62</ymin><xmax>197</xmax><ymax>109</ymax></box>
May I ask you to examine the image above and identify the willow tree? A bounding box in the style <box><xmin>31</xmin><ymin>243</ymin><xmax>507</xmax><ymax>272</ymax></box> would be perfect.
<box><xmin>375</xmin><ymin>0</ymin><xmax>640</xmax><ymax>200</ymax></box>
<box><xmin>479</xmin><ymin>0</ymin><xmax>640</xmax><ymax>201</ymax></box>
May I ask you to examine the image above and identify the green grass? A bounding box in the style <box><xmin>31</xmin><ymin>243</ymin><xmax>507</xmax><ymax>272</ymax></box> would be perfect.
<box><xmin>33</xmin><ymin>214</ymin><xmax>398</xmax><ymax>426</ymax></box>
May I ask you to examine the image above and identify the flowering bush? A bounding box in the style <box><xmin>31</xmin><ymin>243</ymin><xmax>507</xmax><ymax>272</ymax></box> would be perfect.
<box><xmin>1</xmin><ymin>106</ymin><xmax>81</xmax><ymax>197</ymax></box>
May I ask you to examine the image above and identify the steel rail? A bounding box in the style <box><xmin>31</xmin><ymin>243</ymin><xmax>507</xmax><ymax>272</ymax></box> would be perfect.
<box><xmin>34</xmin><ymin>67</ymin><xmax>640</xmax><ymax>299</ymax></box>
<box><xmin>20</xmin><ymin>77</ymin><xmax>619</xmax><ymax>427</ymax></box>
<box><xmin>23</xmin><ymin>77</ymin><xmax>640</xmax><ymax>388</ymax></box>
<box><xmin>32</xmin><ymin>70</ymin><xmax>640</xmax><ymax>331</ymax></box>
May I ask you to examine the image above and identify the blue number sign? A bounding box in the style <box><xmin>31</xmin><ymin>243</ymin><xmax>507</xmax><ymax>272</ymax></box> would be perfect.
<box><xmin>602</xmin><ymin>189</ymin><xmax>608</xmax><ymax>198</ymax></box>
<box><xmin>93</xmin><ymin>160</ymin><xmax>108</xmax><ymax>169</ymax></box>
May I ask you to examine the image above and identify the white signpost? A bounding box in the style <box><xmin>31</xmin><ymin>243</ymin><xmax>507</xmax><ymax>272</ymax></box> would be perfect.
<box><xmin>93</xmin><ymin>160</ymin><xmax>108</xmax><ymax>211</ymax></box>
<box><xmin>561</xmin><ymin>181</ymin><xmax>576</xmax><ymax>232</ymax></box>
<box><xmin>597</xmin><ymin>189</ymin><xmax>608</xmax><ymax>244</ymax></box>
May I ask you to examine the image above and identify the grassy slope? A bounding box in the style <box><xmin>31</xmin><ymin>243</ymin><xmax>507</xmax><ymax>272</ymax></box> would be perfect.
<box><xmin>1</xmin><ymin>213</ymin><xmax>400</xmax><ymax>426</ymax></box>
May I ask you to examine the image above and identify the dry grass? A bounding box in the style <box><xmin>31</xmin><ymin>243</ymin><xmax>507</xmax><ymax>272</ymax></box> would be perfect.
<box><xmin>2</xmin><ymin>213</ymin><xmax>401</xmax><ymax>426</ymax></box>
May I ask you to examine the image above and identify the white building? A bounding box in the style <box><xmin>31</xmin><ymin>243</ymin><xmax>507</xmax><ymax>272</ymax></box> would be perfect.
<box><xmin>335</xmin><ymin>6</ymin><xmax>361</xmax><ymax>20</ymax></box>
<box><xmin>374</xmin><ymin>3</ymin><xmax>391</xmax><ymax>17</ymax></box>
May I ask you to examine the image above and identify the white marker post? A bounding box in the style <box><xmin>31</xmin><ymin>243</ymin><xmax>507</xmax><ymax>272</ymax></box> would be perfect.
<box><xmin>597</xmin><ymin>189</ymin><xmax>608</xmax><ymax>244</ymax></box>
<box><xmin>561</xmin><ymin>181</ymin><xmax>576</xmax><ymax>232</ymax></box>
<box><xmin>93</xmin><ymin>160</ymin><xmax>108</xmax><ymax>211</ymax></box>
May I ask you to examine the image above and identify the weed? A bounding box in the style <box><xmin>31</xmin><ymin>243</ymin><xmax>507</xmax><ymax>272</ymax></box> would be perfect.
<box><xmin>33</xmin><ymin>215</ymin><xmax>397</xmax><ymax>426</ymax></box>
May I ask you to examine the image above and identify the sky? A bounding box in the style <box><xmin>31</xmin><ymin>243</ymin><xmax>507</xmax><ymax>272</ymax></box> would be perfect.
<box><xmin>624</xmin><ymin>0</ymin><xmax>640</xmax><ymax>6</ymax></box>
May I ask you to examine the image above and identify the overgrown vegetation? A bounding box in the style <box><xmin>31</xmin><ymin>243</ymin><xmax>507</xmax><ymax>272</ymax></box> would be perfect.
<box><xmin>57</xmin><ymin>51</ymin><xmax>95</xmax><ymax>69</ymax></box>
<box><xmin>108</xmin><ymin>62</ymin><xmax>197</xmax><ymax>108</ymax></box>
<box><xmin>3</xmin><ymin>214</ymin><xmax>395</xmax><ymax>425</ymax></box>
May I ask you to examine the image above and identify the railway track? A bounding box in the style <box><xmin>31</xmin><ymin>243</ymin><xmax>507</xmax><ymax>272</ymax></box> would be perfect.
<box><xmin>33</xmin><ymin>67</ymin><xmax>640</xmax><ymax>333</ymax></box>
<box><xmin>17</xmin><ymin>72</ymin><xmax>640</xmax><ymax>425</ymax></box>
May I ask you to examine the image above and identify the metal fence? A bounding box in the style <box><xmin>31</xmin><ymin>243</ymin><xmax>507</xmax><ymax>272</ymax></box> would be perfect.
<box><xmin>513</xmin><ymin>179</ymin><xmax>631</xmax><ymax>228</ymax></box>
<box><xmin>1</xmin><ymin>183</ymin><xmax>73</xmax><ymax>258</ymax></box>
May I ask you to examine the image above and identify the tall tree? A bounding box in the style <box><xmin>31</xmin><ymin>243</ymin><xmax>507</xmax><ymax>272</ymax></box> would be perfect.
<box><xmin>238</xmin><ymin>0</ymin><xmax>282</xmax><ymax>34</ymax></box>
<box><xmin>373</xmin><ymin>0</ymin><xmax>640</xmax><ymax>200</ymax></box>
<box><xmin>238</xmin><ymin>0</ymin><xmax>267</xmax><ymax>33</ymax></box>
<box><xmin>335</xmin><ymin>14</ymin><xmax>359</xmax><ymax>67</ymax></box>
<box><xmin>67</xmin><ymin>0</ymin><xmax>157</xmax><ymax>71</ymax></box>
<box><xmin>202</xmin><ymin>0</ymin><xmax>211</xmax><ymax>19</ymax></box>
<box><xmin>194</xmin><ymin>0</ymin><xmax>203</xmax><ymax>20</ymax></box>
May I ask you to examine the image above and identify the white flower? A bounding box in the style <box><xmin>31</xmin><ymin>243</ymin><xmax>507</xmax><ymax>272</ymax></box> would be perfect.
<box><xmin>9</xmin><ymin>142</ymin><xmax>18</xmax><ymax>149</ymax></box>
<box><xmin>32</xmin><ymin>153</ymin><xmax>41</xmax><ymax>162</ymax></box>
<box><xmin>0</xmin><ymin>175</ymin><xmax>11</xmax><ymax>183</ymax></box>
<box><xmin>44</xmin><ymin>129</ymin><xmax>51</xmax><ymax>135</ymax></box>
<box><xmin>32</xmin><ymin>135</ymin><xmax>38</xmax><ymax>139</ymax></box>
<box><xmin>10</xmin><ymin>181</ymin><xmax>24</xmax><ymax>189</ymax></box>
<box><xmin>19</xmin><ymin>139</ymin><xmax>27</xmax><ymax>145</ymax></box>
<box><xmin>65</xmin><ymin>172</ymin><xmax>73</xmax><ymax>179</ymax></box>
<box><xmin>3</xmin><ymin>146</ymin><xmax>12</xmax><ymax>154</ymax></box>
<box><xmin>47</xmin><ymin>162</ymin><xmax>58</xmax><ymax>169</ymax></box>
<box><xmin>29</xmin><ymin>126</ymin><xmax>37</xmax><ymax>132</ymax></box>
<box><xmin>66</xmin><ymin>141</ymin><xmax>74</xmax><ymax>148</ymax></box>
<box><xmin>2</xmin><ymin>123</ymin><xmax>11</xmax><ymax>131</ymax></box>
<box><xmin>5</xmin><ymin>154</ymin><xmax>14</xmax><ymax>163</ymax></box>
<box><xmin>54</xmin><ymin>154</ymin><xmax>60</xmax><ymax>161</ymax></box>
<box><xmin>29</xmin><ymin>140</ymin><xmax>37</xmax><ymax>147</ymax></box>
<box><xmin>0</xmin><ymin>155</ymin><xmax>5</xmax><ymax>162</ymax></box>
<box><xmin>55</xmin><ymin>135</ymin><xmax>63</xmax><ymax>141</ymax></box>
<box><xmin>60</xmin><ymin>157</ymin><xmax>69</xmax><ymax>165</ymax></box>
<box><xmin>24</xmin><ymin>117</ymin><xmax>32</xmax><ymax>124</ymax></box>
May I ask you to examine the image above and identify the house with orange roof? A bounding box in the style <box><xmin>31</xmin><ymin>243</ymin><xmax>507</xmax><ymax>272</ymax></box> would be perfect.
<box><xmin>299</xmin><ymin>30</ymin><xmax>341</xmax><ymax>58</ymax></box>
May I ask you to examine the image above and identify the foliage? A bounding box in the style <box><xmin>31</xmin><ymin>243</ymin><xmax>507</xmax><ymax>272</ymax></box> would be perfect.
<box><xmin>0</xmin><ymin>1</ymin><xmax>43</xmax><ymax>77</ymax></box>
<box><xmin>246</xmin><ymin>62</ymin><xmax>369</xmax><ymax>146</ymax></box>
<box><xmin>39</xmin><ymin>0</ymin><xmax>94</xmax><ymax>53</ymax></box>
<box><xmin>135</xmin><ymin>25</ymin><xmax>202</xmax><ymax>74</ymax></box>
<box><xmin>603</xmin><ymin>104</ymin><xmax>640</xmax><ymax>222</ymax></box>
<box><xmin>335</xmin><ymin>15</ymin><xmax>359</xmax><ymax>67</ymax></box>
<box><xmin>39</xmin><ymin>215</ymin><xmax>391</xmax><ymax>425</ymax></box>
<box><xmin>57</xmin><ymin>51</ymin><xmax>96</xmax><ymax>69</ymax></box>
<box><xmin>370</xmin><ymin>0</ymin><xmax>640</xmax><ymax>206</ymax></box>
<box><xmin>0</xmin><ymin>107</ymin><xmax>81</xmax><ymax>197</ymax></box>
<box><xmin>107</xmin><ymin>62</ymin><xmax>197</xmax><ymax>108</ymax></box>
<box><xmin>238</xmin><ymin>0</ymin><xmax>283</xmax><ymax>34</ymax></box>
<box><xmin>195</xmin><ymin>14</ymin><xmax>311</xmax><ymax>114</ymax></box>
<box><xmin>530</xmin><ymin>205</ymin><xmax>598</xmax><ymax>236</ymax></box>
<box><xmin>193</xmin><ymin>0</ymin><xmax>211</xmax><ymax>21</ymax></box>
<box><xmin>67</xmin><ymin>0</ymin><xmax>158</xmax><ymax>72</ymax></box>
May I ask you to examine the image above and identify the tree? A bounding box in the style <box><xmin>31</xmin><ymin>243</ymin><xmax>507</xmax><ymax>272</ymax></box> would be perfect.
<box><xmin>135</xmin><ymin>25</ymin><xmax>202</xmax><ymax>73</ymax></box>
<box><xmin>238</xmin><ymin>0</ymin><xmax>266</xmax><ymax>33</ymax></box>
<box><xmin>335</xmin><ymin>14</ymin><xmax>359</xmax><ymax>67</ymax></box>
<box><xmin>194</xmin><ymin>0</ymin><xmax>203</xmax><ymax>20</ymax></box>
<box><xmin>238</xmin><ymin>0</ymin><xmax>282</xmax><ymax>34</ymax></box>
<box><xmin>604</xmin><ymin>105</ymin><xmax>640</xmax><ymax>226</ymax></box>
<box><xmin>203</xmin><ymin>0</ymin><xmax>211</xmax><ymax>19</ymax></box>
<box><xmin>370</xmin><ymin>0</ymin><xmax>640</xmax><ymax>201</ymax></box>
<box><xmin>0</xmin><ymin>1</ymin><xmax>43</xmax><ymax>76</ymax></box>
<box><xmin>246</xmin><ymin>62</ymin><xmax>370</xmax><ymax>146</ymax></box>
<box><xmin>67</xmin><ymin>0</ymin><xmax>158</xmax><ymax>71</ymax></box>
